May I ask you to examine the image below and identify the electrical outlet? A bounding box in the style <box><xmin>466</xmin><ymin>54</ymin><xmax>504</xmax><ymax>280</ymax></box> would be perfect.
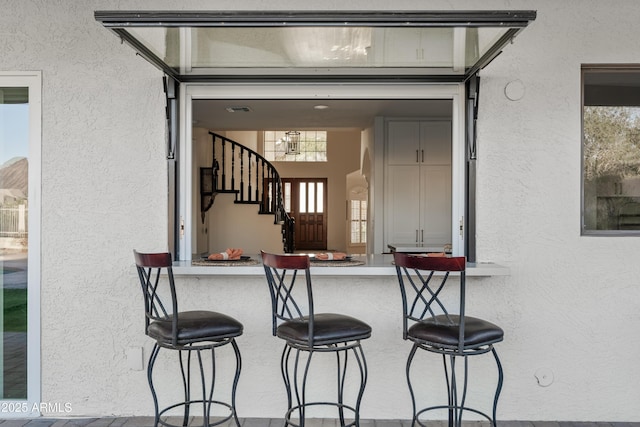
<box><xmin>125</xmin><ymin>347</ymin><xmax>144</xmax><ymax>371</ymax></box>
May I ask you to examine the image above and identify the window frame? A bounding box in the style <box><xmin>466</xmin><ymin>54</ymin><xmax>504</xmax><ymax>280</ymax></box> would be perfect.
<box><xmin>178</xmin><ymin>82</ymin><xmax>465</xmax><ymax>260</ymax></box>
<box><xmin>0</xmin><ymin>71</ymin><xmax>42</xmax><ymax>416</ymax></box>
<box><xmin>350</xmin><ymin>199</ymin><xmax>367</xmax><ymax>244</ymax></box>
<box><xmin>581</xmin><ymin>64</ymin><xmax>640</xmax><ymax>236</ymax></box>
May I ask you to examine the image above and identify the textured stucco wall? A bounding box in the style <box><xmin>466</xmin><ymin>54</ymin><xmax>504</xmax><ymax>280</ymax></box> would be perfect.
<box><xmin>0</xmin><ymin>0</ymin><xmax>168</xmax><ymax>416</ymax></box>
<box><xmin>2</xmin><ymin>0</ymin><xmax>640</xmax><ymax>422</ymax></box>
<box><xmin>474</xmin><ymin>0</ymin><xmax>640</xmax><ymax>420</ymax></box>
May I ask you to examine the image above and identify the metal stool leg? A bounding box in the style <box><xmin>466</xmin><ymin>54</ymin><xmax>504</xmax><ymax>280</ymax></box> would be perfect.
<box><xmin>352</xmin><ymin>343</ymin><xmax>368</xmax><ymax>427</ymax></box>
<box><xmin>230</xmin><ymin>339</ymin><xmax>242</xmax><ymax>427</ymax></box>
<box><xmin>178</xmin><ymin>349</ymin><xmax>192</xmax><ymax>427</ymax></box>
<box><xmin>281</xmin><ymin>345</ymin><xmax>293</xmax><ymax>416</ymax></box>
<box><xmin>336</xmin><ymin>345</ymin><xmax>348</xmax><ymax>426</ymax></box>
<box><xmin>148</xmin><ymin>344</ymin><xmax>162</xmax><ymax>427</ymax></box>
<box><xmin>149</xmin><ymin>342</ymin><xmax>241</xmax><ymax>427</ymax></box>
<box><xmin>409</xmin><ymin>349</ymin><xmax>502</xmax><ymax>427</ymax></box>
<box><xmin>405</xmin><ymin>344</ymin><xmax>419</xmax><ymax>427</ymax></box>
<box><xmin>491</xmin><ymin>348</ymin><xmax>504</xmax><ymax>427</ymax></box>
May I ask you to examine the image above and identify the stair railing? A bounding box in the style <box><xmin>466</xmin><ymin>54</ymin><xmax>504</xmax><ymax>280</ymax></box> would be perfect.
<box><xmin>201</xmin><ymin>132</ymin><xmax>295</xmax><ymax>253</ymax></box>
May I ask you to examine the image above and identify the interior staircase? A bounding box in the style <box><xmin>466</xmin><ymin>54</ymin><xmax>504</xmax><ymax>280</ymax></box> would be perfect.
<box><xmin>199</xmin><ymin>131</ymin><xmax>295</xmax><ymax>253</ymax></box>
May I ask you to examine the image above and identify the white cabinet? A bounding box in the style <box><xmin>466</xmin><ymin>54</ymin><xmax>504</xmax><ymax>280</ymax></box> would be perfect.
<box><xmin>385</xmin><ymin>120</ymin><xmax>452</xmax><ymax>249</ymax></box>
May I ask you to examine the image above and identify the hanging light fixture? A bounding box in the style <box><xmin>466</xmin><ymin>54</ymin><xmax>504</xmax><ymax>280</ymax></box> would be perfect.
<box><xmin>285</xmin><ymin>131</ymin><xmax>301</xmax><ymax>154</ymax></box>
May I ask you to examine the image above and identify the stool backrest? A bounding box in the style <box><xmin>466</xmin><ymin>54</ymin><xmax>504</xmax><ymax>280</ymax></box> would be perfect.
<box><xmin>261</xmin><ymin>251</ymin><xmax>315</xmax><ymax>345</ymax></box>
<box><xmin>393</xmin><ymin>252</ymin><xmax>467</xmax><ymax>352</ymax></box>
<box><xmin>133</xmin><ymin>250</ymin><xmax>179</xmax><ymax>346</ymax></box>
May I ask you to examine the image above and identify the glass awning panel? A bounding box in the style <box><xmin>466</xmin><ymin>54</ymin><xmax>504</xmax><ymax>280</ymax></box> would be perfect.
<box><xmin>95</xmin><ymin>11</ymin><xmax>536</xmax><ymax>81</ymax></box>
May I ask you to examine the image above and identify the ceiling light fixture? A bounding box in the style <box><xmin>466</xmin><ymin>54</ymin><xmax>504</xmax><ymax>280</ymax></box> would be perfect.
<box><xmin>225</xmin><ymin>106</ymin><xmax>252</xmax><ymax>113</ymax></box>
<box><xmin>285</xmin><ymin>131</ymin><xmax>301</xmax><ymax>155</ymax></box>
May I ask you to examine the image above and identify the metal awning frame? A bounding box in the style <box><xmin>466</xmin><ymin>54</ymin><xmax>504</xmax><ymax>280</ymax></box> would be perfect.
<box><xmin>95</xmin><ymin>10</ymin><xmax>536</xmax><ymax>83</ymax></box>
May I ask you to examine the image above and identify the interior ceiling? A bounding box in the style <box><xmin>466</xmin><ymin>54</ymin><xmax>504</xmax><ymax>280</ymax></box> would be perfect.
<box><xmin>192</xmin><ymin>99</ymin><xmax>452</xmax><ymax>131</ymax></box>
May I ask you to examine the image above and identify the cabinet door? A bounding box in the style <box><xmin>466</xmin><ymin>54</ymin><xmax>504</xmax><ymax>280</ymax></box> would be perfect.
<box><xmin>420</xmin><ymin>165</ymin><xmax>452</xmax><ymax>247</ymax></box>
<box><xmin>387</xmin><ymin>121</ymin><xmax>420</xmax><ymax>165</ymax></box>
<box><xmin>421</xmin><ymin>121</ymin><xmax>452</xmax><ymax>165</ymax></box>
<box><xmin>386</xmin><ymin>166</ymin><xmax>421</xmax><ymax>245</ymax></box>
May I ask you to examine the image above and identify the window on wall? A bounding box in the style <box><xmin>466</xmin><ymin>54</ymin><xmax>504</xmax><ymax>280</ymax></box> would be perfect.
<box><xmin>582</xmin><ymin>66</ymin><xmax>640</xmax><ymax>234</ymax></box>
<box><xmin>263</xmin><ymin>130</ymin><xmax>327</xmax><ymax>162</ymax></box>
<box><xmin>350</xmin><ymin>199</ymin><xmax>367</xmax><ymax>244</ymax></box>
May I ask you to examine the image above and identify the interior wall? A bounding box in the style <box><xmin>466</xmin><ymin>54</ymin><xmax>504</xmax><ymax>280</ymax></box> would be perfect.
<box><xmin>193</xmin><ymin>127</ymin><xmax>213</xmax><ymax>255</ymax></box>
<box><xmin>271</xmin><ymin>129</ymin><xmax>362</xmax><ymax>252</ymax></box>
<box><xmin>195</xmin><ymin>130</ymin><xmax>283</xmax><ymax>255</ymax></box>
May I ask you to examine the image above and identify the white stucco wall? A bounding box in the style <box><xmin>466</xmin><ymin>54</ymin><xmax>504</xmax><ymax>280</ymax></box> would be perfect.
<box><xmin>2</xmin><ymin>0</ymin><xmax>640</xmax><ymax>422</ymax></box>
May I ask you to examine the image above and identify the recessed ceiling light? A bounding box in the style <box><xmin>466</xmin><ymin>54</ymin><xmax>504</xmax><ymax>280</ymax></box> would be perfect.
<box><xmin>225</xmin><ymin>106</ymin><xmax>252</xmax><ymax>113</ymax></box>
<box><xmin>313</xmin><ymin>105</ymin><xmax>329</xmax><ymax>110</ymax></box>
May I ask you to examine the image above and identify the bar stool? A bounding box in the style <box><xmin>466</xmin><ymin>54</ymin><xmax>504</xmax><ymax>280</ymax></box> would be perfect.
<box><xmin>393</xmin><ymin>253</ymin><xmax>504</xmax><ymax>427</ymax></box>
<box><xmin>261</xmin><ymin>251</ymin><xmax>371</xmax><ymax>427</ymax></box>
<box><xmin>133</xmin><ymin>250</ymin><xmax>243</xmax><ymax>427</ymax></box>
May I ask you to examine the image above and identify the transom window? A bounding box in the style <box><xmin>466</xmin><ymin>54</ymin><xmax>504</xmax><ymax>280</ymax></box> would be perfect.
<box><xmin>263</xmin><ymin>131</ymin><xmax>327</xmax><ymax>162</ymax></box>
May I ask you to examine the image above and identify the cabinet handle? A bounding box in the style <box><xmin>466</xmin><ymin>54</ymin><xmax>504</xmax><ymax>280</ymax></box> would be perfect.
<box><xmin>422</xmin><ymin>149</ymin><xmax>424</xmax><ymax>163</ymax></box>
<box><xmin>416</xmin><ymin>230</ymin><xmax>418</xmax><ymax>243</ymax></box>
<box><xmin>416</xmin><ymin>150</ymin><xmax>419</xmax><ymax>163</ymax></box>
<box><xmin>421</xmin><ymin>229</ymin><xmax>424</xmax><ymax>243</ymax></box>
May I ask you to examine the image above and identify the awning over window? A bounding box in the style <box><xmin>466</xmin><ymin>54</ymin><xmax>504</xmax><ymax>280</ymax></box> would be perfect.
<box><xmin>95</xmin><ymin>10</ymin><xmax>536</xmax><ymax>82</ymax></box>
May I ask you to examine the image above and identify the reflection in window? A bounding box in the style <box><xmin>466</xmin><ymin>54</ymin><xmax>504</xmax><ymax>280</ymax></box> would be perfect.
<box><xmin>264</xmin><ymin>131</ymin><xmax>327</xmax><ymax>162</ymax></box>
<box><xmin>582</xmin><ymin>66</ymin><xmax>640</xmax><ymax>232</ymax></box>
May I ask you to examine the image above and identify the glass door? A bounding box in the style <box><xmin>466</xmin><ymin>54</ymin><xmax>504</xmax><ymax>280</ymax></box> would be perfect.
<box><xmin>0</xmin><ymin>72</ymin><xmax>41</xmax><ymax>415</ymax></box>
<box><xmin>0</xmin><ymin>85</ymin><xmax>29</xmax><ymax>400</ymax></box>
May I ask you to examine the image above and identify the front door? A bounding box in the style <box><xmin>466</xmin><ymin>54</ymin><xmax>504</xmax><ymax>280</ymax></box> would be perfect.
<box><xmin>283</xmin><ymin>178</ymin><xmax>327</xmax><ymax>251</ymax></box>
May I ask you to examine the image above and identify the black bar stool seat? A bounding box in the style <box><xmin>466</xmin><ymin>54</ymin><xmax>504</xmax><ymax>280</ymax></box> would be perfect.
<box><xmin>277</xmin><ymin>313</ymin><xmax>371</xmax><ymax>347</ymax></box>
<box><xmin>408</xmin><ymin>314</ymin><xmax>503</xmax><ymax>349</ymax></box>
<box><xmin>147</xmin><ymin>310</ymin><xmax>243</xmax><ymax>346</ymax></box>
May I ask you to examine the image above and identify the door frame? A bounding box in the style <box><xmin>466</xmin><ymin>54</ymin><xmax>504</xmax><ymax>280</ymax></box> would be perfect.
<box><xmin>0</xmin><ymin>71</ymin><xmax>42</xmax><ymax>416</ymax></box>
<box><xmin>283</xmin><ymin>178</ymin><xmax>328</xmax><ymax>251</ymax></box>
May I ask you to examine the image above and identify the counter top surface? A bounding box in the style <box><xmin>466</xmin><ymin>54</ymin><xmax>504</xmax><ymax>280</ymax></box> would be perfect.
<box><xmin>172</xmin><ymin>254</ymin><xmax>509</xmax><ymax>277</ymax></box>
